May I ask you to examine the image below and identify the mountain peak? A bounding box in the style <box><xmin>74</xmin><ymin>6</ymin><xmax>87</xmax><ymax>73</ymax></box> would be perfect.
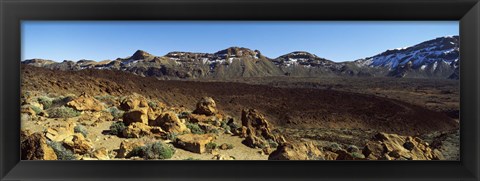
<box><xmin>130</xmin><ymin>50</ymin><xmax>154</xmax><ymax>60</ymax></box>
<box><xmin>214</xmin><ymin>47</ymin><xmax>260</xmax><ymax>58</ymax></box>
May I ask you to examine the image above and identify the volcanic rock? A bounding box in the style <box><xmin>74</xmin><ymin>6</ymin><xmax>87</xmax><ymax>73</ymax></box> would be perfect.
<box><xmin>241</xmin><ymin>109</ymin><xmax>278</xmax><ymax>148</ymax></box>
<box><xmin>362</xmin><ymin>132</ymin><xmax>445</xmax><ymax>160</ymax></box>
<box><xmin>175</xmin><ymin>133</ymin><xmax>215</xmax><ymax>154</ymax></box>
<box><xmin>150</xmin><ymin>111</ymin><xmax>186</xmax><ymax>134</ymax></box>
<box><xmin>123</xmin><ymin>107</ymin><xmax>149</xmax><ymax>126</ymax></box>
<box><xmin>122</xmin><ymin>122</ymin><xmax>152</xmax><ymax>138</ymax></box>
<box><xmin>117</xmin><ymin>140</ymin><xmax>145</xmax><ymax>158</ymax></box>
<box><xmin>21</xmin><ymin>132</ymin><xmax>58</xmax><ymax>160</ymax></box>
<box><xmin>193</xmin><ymin>97</ymin><xmax>217</xmax><ymax>116</ymax></box>
<box><xmin>62</xmin><ymin>133</ymin><xmax>94</xmax><ymax>154</ymax></box>
<box><xmin>268</xmin><ymin>141</ymin><xmax>323</xmax><ymax>160</ymax></box>
<box><xmin>67</xmin><ymin>94</ymin><xmax>105</xmax><ymax>111</ymax></box>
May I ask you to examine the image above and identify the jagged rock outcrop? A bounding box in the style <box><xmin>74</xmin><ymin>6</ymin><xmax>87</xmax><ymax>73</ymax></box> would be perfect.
<box><xmin>240</xmin><ymin>109</ymin><xmax>280</xmax><ymax>148</ymax></box>
<box><xmin>175</xmin><ymin>133</ymin><xmax>216</xmax><ymax>154</ymax></box>
<box><xmin>21</xmin><ymin>132</ymin><xmax>58</xmax><ymax>160</ymax></box>
<box><xmin>268</xmin><ymin>141</ymin><xmax>323</xmax><ymax>160</ymax></box>
<box><xmin>150</xmin><ymin>111</ymin><xmax>186</xmax><ymax>134</ymax></box>
<box><xmin>62</xmin><ymin>133</ymin><xmax>94</xmax><ymax>154</ymax></box>
<box><xmin>193</xmin><ymin>97</ymin><xmax>217</xmax><ymax>116</ymax></box>
<box><xmin>122</xmin><ymin>122</ymin><xmax>152</xmax><ymax>138</ymax></box>
<box><xmin>67</xmin><ymin>93</ymin><xmax>105</xmax><ymax>111</ymax></box>
<box><xmin>123</xmin><ymin>107</ymin><xmax>149</xmax><ymax>126</ymax></box>
<box><xmin>362</xmin><ymin>132</ymin><xmax>445</xmax><ymax>160</ymax></box>
<box><xmin>117</xmin><ymin>140</ymin><xmax>146</xmax><ymax>158</ymax></box>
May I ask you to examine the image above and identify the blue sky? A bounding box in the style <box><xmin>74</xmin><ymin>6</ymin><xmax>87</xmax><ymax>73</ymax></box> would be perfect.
<box><xmin>22</xmin><ymin>21</ymin><xmax>458</xmax><ymax>62</ymax></box>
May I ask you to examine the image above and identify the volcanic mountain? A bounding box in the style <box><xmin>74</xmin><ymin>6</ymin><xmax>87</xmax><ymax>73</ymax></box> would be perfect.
<box><xmin>22</xmin><ymin>36</ymin><xmax>460</xmax><ymax>79</ymax></box>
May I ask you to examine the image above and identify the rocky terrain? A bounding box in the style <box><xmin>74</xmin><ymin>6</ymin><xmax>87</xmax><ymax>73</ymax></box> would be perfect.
<box><xmin>22</xmin><ymin>36</ymin><xmax>459</xmax><ymax>80</ymax></box>
<box><xmin>20</xmin><ymin>64</ymin><xmax>459</xmax><ymax>160</ymax></box>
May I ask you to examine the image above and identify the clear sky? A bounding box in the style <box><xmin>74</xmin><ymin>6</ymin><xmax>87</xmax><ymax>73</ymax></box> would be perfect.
<box><xmin>22</xmin><ymin>21</ymin><xmax>458</xmax><ymax>62</ymax></box>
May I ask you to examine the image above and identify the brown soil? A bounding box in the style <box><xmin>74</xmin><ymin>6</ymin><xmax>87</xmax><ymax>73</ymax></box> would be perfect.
<box><xmin>21</xmin><ymin>65</ymin><xmax>459</xmax><ymax>135</ymax></box>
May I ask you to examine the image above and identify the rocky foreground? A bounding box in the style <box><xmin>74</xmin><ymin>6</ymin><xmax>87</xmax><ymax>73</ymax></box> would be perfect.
<box><xmin>21</xmin><ymin>91</ymin><xmax>446</xmax><ymax>160</ymax></box>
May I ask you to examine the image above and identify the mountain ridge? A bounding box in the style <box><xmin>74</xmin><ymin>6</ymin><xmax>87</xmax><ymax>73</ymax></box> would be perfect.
<box><xmin>22</xmin><ymin>36</ymin><xmax>460</xmax><ymax>80</ymax></box>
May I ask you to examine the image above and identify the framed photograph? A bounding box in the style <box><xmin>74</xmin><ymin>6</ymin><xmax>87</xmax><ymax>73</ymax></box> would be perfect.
<box><xmin>1</xmin><ymin>0</ymin><xmax>479</xmax><ymax>180</ymax></box>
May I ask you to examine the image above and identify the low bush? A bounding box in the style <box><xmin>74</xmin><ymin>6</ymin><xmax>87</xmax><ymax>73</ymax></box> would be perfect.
<box><xmin>205</xmin><ymin>142</ymin><xmax>217</xmax><ymax>151</ymax></box>
<box><xmin>178</xmin><ymin>112</ymin><xmax>190</xmax><ymax>119</ymax></box>
<box><xmin>164</xmin><ymin>132</ymin><xmax>178</xmax><ymax>141</ymax></box>
<box><xmin>30</xmin><ymin>105</ymin><xmax>42</xmax><ymax>115</ymax></box>
<box><xmin>46</xmin><ymin>140</ymin><xmax>76</xmax><ymax>160</ymax></box>
<box><xmin>107</xmin><ymin>107</ymin><xmax>124</xmax><ymax>119</ymax></box>
<box><xmin>109</xmin><ymin>121</ymin><xmax>126</xmax><ymax>136</ymax></box>
<box><xmin>47</xmin><ymin>106</ymin><xmax>81</xmax><ymax>118</ymax></box>
<box><xmin>147</xmin><ymin>101</ymin><xmax>157</xmax><ymax>109</ymax></box>
<box><xmin>37</xmin><ymin>96</ymin><xmax>53</xmax><ymax>109</ymax></box>
<box><xmin>130</xmin><ymin>142</ymin><xmax>175</xmax><ymax>160</ymax></box>
<box><xmin>186</xmin><ymin>123</ymin><xmax>205</xmax><ymax>134</ymax></box>
<box><xmin>267</xmin><ymin>139</ymin><xmax>279</xmax><ymax>148</ymax></box>
<box><xmin>74</xmin><ymin>125</ymin><xmax>88</xmax><ymax>137</ymax></box>
<box><xmin>184</xmin><ymin>157</ymin><xmax>200</xmax><ymax>160</ymax></box>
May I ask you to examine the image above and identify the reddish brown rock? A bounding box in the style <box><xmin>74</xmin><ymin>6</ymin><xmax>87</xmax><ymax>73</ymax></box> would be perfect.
<box><xmin>117</xmin><ymin>140</ymin><xmax>146</xmax><ymax>158</ymax></box>
<box><xmin>123</xmin><ymin>107</ymin><xmax>149</xmax><ymax>126</ymax></box>
<box><xmin>175</xmin><ymin>134</ymin><xmax>215</xmax><ymax>154</ymax></box>
<box><xmin>150</xmin><ymin>111</ymin><xmax>186</xmax><ymax>134</ymax></box>
<box><xmin>241</xmin><ymin>109</ymin><xmax>278</xmax><ymax>148</ymax></box>
<box><xmin>21</xmin><ymin>132</ymin><xmax>57</xmax><ymax>160</ymax></box>
<box><xmin>192</xmin><ymin>97</ymin><xmax>217</xmax><ymax>116</ymax></box>
<box><xmin>67</xmin><ymin>94</ymin><xmax>105</xmax><ymax>111</ymax></box>
<box><xmin>268</xmin><ymin>142</ymin><xmax>323</xmax><ymax>160</ymax></box>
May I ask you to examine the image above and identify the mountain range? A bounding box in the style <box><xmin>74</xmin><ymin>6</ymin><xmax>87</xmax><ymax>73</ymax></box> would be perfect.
<box><xmin>22</xmin><ymin>35</ymin><xmax>459</xmax><ymax>80</ymax></box>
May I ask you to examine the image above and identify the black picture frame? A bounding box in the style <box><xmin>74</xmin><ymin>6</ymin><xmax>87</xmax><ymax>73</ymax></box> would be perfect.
<box><xmin>1</xmin><ymin>0</ymin><xmax>479</xmax><ymax>180</ymax></box>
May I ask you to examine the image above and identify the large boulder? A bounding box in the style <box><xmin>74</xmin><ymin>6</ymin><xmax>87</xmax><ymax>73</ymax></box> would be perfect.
<box><xmin>119</xmin><ymin>94</ymin><xmax>149</xmax><ymax>111</ymax></box>
<box><xmin>45</xmin><ymin>122</ymin><xmax>75</xmax><ymax>142</ymax></box>
<box><xmin>150</xmin><ymin>112</ymin><xmax>186</xmax><ymax>134</ymax></box>
<box><xmin>175</xmin><ymin>133</ymin><xmax>215</xmax><ymax>154</ymax></box>
<box><xmin>117</xmin><ymin>140</ymin><xmax>146</xmax><ymax>158</ymax></box>
<box><xmin>268</xmin><ymin>142</ymin><xmax>323</xmax><ymax>160</ymax></box>
<box><xmin>67</xmin><ymin>94</ymin><xmax>105</xmax><ymax>111</ymax></box>
<box><xmin>123</xmin><ymin>107</ymin><xmax>149</xmax><ymax>126</ymax></box>
<box><xmin>241</xmin><ymin>109</ymin><xmax>278</xmax><ymax>148</ymax></box>
<box><xmin>62</xmin><ymin>133</ymin><xmax>94</xmax><ymax>154</ymax></box>
<box><xmin>193</xmin><ymin>97</ymin><xmax>217</xmax><ymax>116</ymax></box>
<box><xmin>21</xmin><ymin>132</ymin><xmax>58</xmax><ymax>160</ymax></box>
<box><xmin>93</xmin><ymin>147</ymin><xmax>110</xmax><ymax>160</ymax></box>
<box><xmin>122</xmin><ymin>122</ymin><xmax>152</xmax><ymax>138</ymax></box>
<box><xmin>362</xmin><ymin>132</ymin><xmax>445</xmax><ymax>160</ymax></box>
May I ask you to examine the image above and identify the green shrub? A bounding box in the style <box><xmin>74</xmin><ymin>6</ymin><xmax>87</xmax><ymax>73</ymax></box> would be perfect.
<box><xmin>227</xmin><ymin>118</ymin><xmax>240</xmax><ymax>130</ymax></box>
<box><xmin>107</xmin><ymin>107</ymin><xmax>124</xmax><ymax>119</ymax></box>
<box><xmin>267</xmin><ymin>139</ymin><xmax>279</xmax><ymax>148</ymax></box>
<box><xmin>164</xmin><ymin>132</ymin><xmax>178</xmax><ymax>141</ymax></box>
<box><xmin>184</xmin><ymin>157</ymin><xmax>200</xmax><ymax>160</ymax></box>
<box><xmin>205</xmin><ymin>142</ymin><xmax>217</xmax><ymax>151</ymax></box>
<box><xmin>186</xmin><ymin>123</ymin><xmax>205</xmax><ymax>134</ymax></box>
<box><xmin>130</xmin><ymin>142</ymin><xmax>175</xmax><ymax>160</ymax></box>
<box><xmin>148</xmin><ymin>101</ymin><xmax>157</xmax><ymax>109</ymax></box>
<box><xmin>352</xmin><ymin>152</ymin><xmax>365</xmax><ymax>159</ymax></box>
<box><xmin>30</xmin><ymin>105</ymin><xmax>42</xmax><ymax>115</ymax></box>
<box><xmin>178</xmin><ymin>112</ymin><xmax>190</xmax><ymax>119</ymax></box>
<box><xmin>329</xmin><ymin>143</ymin><xmax>342</xmax><ymax>152</ymax></box>
<box><xmin>109</xmin><ymin>121</ymin><xmax>126</xmax><ymax>136</ymax></box>
<box><xmin>47</xmin><ymin>106</ymin><xmax>81</xmax><ymax>118</ymax></box>
<box><xmin>74</xmin><ymin>125</ymin><xmax>88</xmax><ymax>137</ymax></box>
<box><xmin>37</xmin><ymin>96</ymin><xmax>53</xmax><ymax>109</ymax></box>
<box><xmin>207</xmin><ymin>128</ymin><xmax>220</xmax><ymax>135</ymax></box>
<box><xmin>226</xmin><ymin>143</ymin><xmax>234</xmax><ymax>149</ymax></box>
<box><xmin>46</xmin><ymin>140</ymin><xmax>76</xmax><ymax>160</ymax></box>
<box><xmin>220</xmin><ymin>121</ymin><xmax>231</xmax><ymax>133</ymax></box>
<box><xmin>52</xmin><ymin>96</ymin><xmax>75</xmax><ymax>107</ymax></box>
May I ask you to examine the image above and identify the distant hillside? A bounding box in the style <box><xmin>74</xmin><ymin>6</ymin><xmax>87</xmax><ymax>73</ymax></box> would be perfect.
<box><xmin>22</xmin><ymin>36</ymin><xmax>460</xmax><ymax>80</ymax></box>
